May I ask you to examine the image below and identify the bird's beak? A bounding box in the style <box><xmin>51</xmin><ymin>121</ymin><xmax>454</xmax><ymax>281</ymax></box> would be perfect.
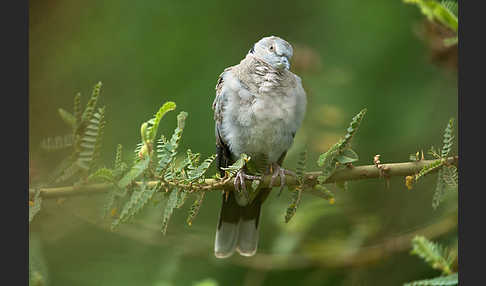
<box><xmin>280</xmin><ymin>56</ymin><xmax>290</xmax><ymax>70</ymax></box>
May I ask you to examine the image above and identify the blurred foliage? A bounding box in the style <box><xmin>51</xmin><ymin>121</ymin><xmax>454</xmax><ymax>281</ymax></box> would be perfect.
<box><xmin>404</xmin><ymin>236</ymin><xmax>458</xmax><ymax>285</ymax></box>
<box><xmin>29</xmin><ymin>0</ymin><xmax>457</xmax><ymax>285</ymax></box>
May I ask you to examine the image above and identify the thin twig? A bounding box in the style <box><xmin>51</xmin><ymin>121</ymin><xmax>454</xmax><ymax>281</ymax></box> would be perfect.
<box><xmin>29</xmin><ymin>156</ymin><xmax>458</xmax><ymax>200</ymax></box>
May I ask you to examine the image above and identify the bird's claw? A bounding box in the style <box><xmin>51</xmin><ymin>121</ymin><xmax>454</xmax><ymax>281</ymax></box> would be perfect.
<box><xmin>269</xmin><ymin>163</ymin><xmax>296</xmax><ymax>196</ymax></box>
<box><xmin>234</xmin><ymin>169</ymin><xmax>262</xmax><ymax>204</ymax></box>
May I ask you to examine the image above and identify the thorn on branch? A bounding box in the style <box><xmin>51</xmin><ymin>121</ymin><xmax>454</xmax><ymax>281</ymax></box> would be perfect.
<box><xmin>374</xmin><ymin>154</ymin><xmax>391</xmax><ymax>189</ymax></box>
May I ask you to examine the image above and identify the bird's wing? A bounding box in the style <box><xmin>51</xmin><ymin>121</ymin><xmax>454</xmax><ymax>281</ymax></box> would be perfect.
<box><xmin>213</xmin><ymin>67</ymin><xmax>234</xmax><ymax>176</ymax></box>
<box><xmin>213</xmin><ymin>66</ymin><xmax>243</xmax><ymax>258</ymax></box>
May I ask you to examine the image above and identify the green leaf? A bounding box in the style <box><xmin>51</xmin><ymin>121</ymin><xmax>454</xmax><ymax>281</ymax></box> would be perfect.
<box><xmin>316</xmin><ymin>141</ymin><xmax>342</xmax><ymax>184</ymax></box>
<box><xmin>335</xmin><ymin>148</ymin><xmax>359</xmax><ymax>164</ymax></box>
<box><xmin>404</xmin><ymin>0</ymin><xmax>458</xmax><ymax>32</ymax></box>
<box><xmin>113</xmin><ymin>144</ymin><xmax>128</xmax><ymax>179</ymax></box>
<box><xmin>157</xmin><ymin>112</ymin><xmax>188</xmax><ymax>172</ymax></box>
<box><xmin>58</xmin><ymin>108</ymin><xmax>76</xmax><ymax>128</ymax></box>
<box><xmin>88</xmin><ymin>167</ymin><xmax>115</xmax><ymax>183</ymax></box>
<box><xmin>81</xmin><ymin>81</ymin><xmax>102</xmax><ymax>124</ymax></box>
<box><xmin>40</xmin><ymin>134</ymin><xmax>74</xmax><ymax>151</ymax></box>
<box><xmin>441</xmin><ymin>165</ymin><xmax>458</xmax><ymax>188</ymax></box>
<box><xmin>187</xmin><ymin>192</ymin><xmax>205</xmax><ymax>226</ymax></box>
<box><xmin>54</xmin><ymin>161</ymin><xmax>82</xmax><ymax>183</ymax></box>
<box><xmin>29</xmin><ymin>234</ymin><xmax>49</xmax><ymax>286</ymax></box>
<box><xmin>73</xmin><ymin>92</ymin><xmax>82</xmax><ymax>129</ymax></box>
<box><xmin>341</xmin><ymin>108</ymin><xmax>367</xmax><ymax>148</ymax></box>
<box><xmin>176</xmin><ymin>189</ymin><xmax>188</xmax><ymax>208</ymax></box>
<box><xmin>29</xmin><ymin>189</ymin><xmax>42</xmax><ymax>224</ymax></box>
<box><xmin>441</xmin><ymin>118</ymin><xmax>455</xmax><ymax>158</ymax></box>
<box><xmin>443</xmin><ymin>36</ymin><xmax>458</xmax><ymax>47</ymax></box>
<box><xmin>317</xmin><ymin>108</ymin><xmax>366</xmax><ymax>185</ymax></box>
<box><xmin>404</xmin><ymin>273</ymin><xmax>458</xmax><ymax>286</ymax></box>
<box><xmin>221</xmin><ymin>153</ymin><xmax>250</xmax><ymax>177</ymax></box>
<box><xmin>161</xmin><ymin>188</ymin><xmax>180</xmax><ymax>235</ymax></box>
<box><xmin>112</xmin><ymin>181</ymin><xmax>158</xmax><ymax>228</ymax></box>
<box><xmin>285</xmin><ymin>187</ymin><xmax>303</xmax><ymax>223</ymax></box>
<box><xmin>416</xmin><ymin>159</ymin><xmax>443</xmax><ymax>181</ymax></box>
<box><xmin>313</xmin><ymin>184</ymin><xmax>335</xmax><ymax>201</ymax></box>
<box><xmin>285</xmin><ymin>150</ymin><xmax>308</xmax><ymax>223</ymax></box>
<box><xmin>432</xmin><ymin>167</ymin><xmax>454</xmax><ymax>210</ymax></box>
<box><xmin>192</xmin><ymin>278</ymin><xmax>219</xmax><ymax>286</ymax></box>
<box><xmin>147</xmin><ymin>102</ymin><xmax>177</xmax><ymax>142</ymax></box>
<box><xmin>76</xmin><ymin>107</ymin><xmax>106</xmax><ymax>171</ymax></box>
<box><xmin>187</xmin><ymin>154</ymin><xmax>217</xmax><ymax>181</ymax></box>
<box><xmin>410</xmin><ymin>236</ymin><xmax>454</xmax><ymax>275</ymax></box>
<box><xmin>440</xmin><ymin>0</ymin><xmax>458</xmax><ymax>17</ymax></box>
<box><xmin>118</xmin><ymin>156</ymin><xmax>150</xmax><ymax>188</ymax></box>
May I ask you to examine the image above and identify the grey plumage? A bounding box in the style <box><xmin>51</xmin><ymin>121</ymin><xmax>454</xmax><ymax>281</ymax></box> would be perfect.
<box><xmin>213</xmin><ymin>36</ymin><xmax>307</xmax><ymax>258</ymax></box>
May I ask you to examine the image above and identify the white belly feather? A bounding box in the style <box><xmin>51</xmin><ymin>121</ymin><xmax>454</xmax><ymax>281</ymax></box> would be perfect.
<box><xmin>220</xmin><ymin>72</ymin><xmax>306</xmax><ymax>163</ymax></box>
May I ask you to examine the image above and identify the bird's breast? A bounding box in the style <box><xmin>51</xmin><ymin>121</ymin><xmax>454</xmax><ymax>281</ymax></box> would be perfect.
<box><xmin>222</xmin><ymin>88</ymin><xmax>299</xmax><ymax>164</ymax></box>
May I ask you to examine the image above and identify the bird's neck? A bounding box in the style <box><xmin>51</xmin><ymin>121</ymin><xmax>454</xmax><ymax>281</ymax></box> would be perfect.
<box><xmin>236</xmin><ymin>55</ymin><xmax>290</xmax><ymax>94</ymax></box>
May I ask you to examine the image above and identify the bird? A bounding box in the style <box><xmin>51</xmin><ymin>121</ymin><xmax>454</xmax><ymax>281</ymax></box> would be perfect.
<box><xmin>212</xmin><ymin>36</ymin><xmax>307</xmax><ymax>258</ymax></box>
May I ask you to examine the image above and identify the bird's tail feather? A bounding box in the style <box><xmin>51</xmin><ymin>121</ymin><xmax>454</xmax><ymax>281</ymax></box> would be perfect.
<box><xmin>215</xmin><ymin>189</ymin><xmax>270</xmax><ymax>258</ymax></box>
<box><xmin>215</xmin><ymin>192</ymin><xmax>241</xmax><ymax>258</ymax></box>
<box><xmin>236</xmin><ymin>217</ymin><xmax>259</xmax><ymax>256</ymax></box>
<box><xmin>215</xmin><ymin>220</ymin><xmax>239</xmax><ymax>258</ymax></box>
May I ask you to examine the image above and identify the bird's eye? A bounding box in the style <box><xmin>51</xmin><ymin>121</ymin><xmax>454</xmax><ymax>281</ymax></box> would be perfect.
<box><xmin>269</xmin><ymin>46</ymin><xmax>274</xmax><ymax>51</ymax></box>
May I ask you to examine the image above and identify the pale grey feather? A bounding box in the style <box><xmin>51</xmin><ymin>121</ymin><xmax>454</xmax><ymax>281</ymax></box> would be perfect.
<box><xmin>213</xmin><ymin>36</ymin><xmax>307</xmax><ymax>258</ymax></box>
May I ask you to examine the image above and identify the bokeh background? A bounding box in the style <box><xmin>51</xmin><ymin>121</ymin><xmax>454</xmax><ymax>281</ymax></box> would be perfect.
<box><xmin>29</xmin><ymin>1</ymin><xmax>458</xmax><ymax>285</ymax></box>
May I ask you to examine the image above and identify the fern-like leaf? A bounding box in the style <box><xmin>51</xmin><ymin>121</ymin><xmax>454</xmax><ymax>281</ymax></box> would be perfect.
<box><xmin>73</xmin><ymin>92</ymin><xmax>82</xmax><ymax>129</ymax></box>
<box><xmin>76</xmin><ymin>107</ymin><xmax>105</xmax><ymax>171</ymax></box>
<box><xmin>341</xmin><ymin>108</ymin><xmax>367</xmax><ymax>148</ymax></box>
<box><xmin>441</xmin><ymin>165</ymin><xmax>458</xmax><ymax>188</ymax></box>
<box><xmin>161</xmin><ymin>188</ymin><xmax>180</xmax><ymax>235</ymax></box>
<box><xmin>29</xmin><ymin>234</ymin><xmax>49</xmax><ymax>286</ymax></box>
<box><xmin>81</xmin><ymin>82</ymin><xmax>102</xmax><ymax>124</ymax></box>
<box><xmin>187</xmin><ymin>192</ymin><xmax>205</xmax><ymax>226</ymax></box>
<box><xmin>176</xmin><ymin>191</ymin><xmax>188</xmax><ymax>208</ymax></box>
<box><xmin>221</xmin><ymin>153</ymin><xmax>250</xmax><ymax>177</ymax></box>
<box><xmin>112</xmin><ymin>181</ymin><xmax>158</xmax><ymax>228</ymax></box>
<box><xmin>317</xmin><ymin>109</ymin><xmax>366</xmax><ymax>185</ymax></box>
<box><xmin>118</xmin><ymin>156</ymin><xmax>150</xmax><ymax>188</ymax></box>
<box><xmin>416</xmin><ymin>159</ymin><xmax>443</xmax><ymax>181</ymax></box>
<box><xmin>432</xmin><ymin>168</ymin><xmax>453</xmax><ymax>210</ymax></box>
<box><xmin>58</xmin><ymin>108</ymin><xmax>76</xmax><ymax>128</ymax></box>
<box><xmin>147</xmin><ymin>102</ymin><xmax>177</xmax><ymax>142</ymax></box>
<box><xmin>403</xmin><ymin>0</ymin><xmax>458</xmax><ymax>32</ymax></box>
<box><xmin>54</xmin><ymin>160</ymin><xmax>82</xmax><ymax>183</ymax></box>
<box><xmin>285</xmin><ymin>150</ymin><xmax>307</xmax><ymax>223</ymax></box>
<box><xmin>440</xmin><ymin>0</ymin><xmax>458</xmax><ymax>17</ymax></box>
<box><xmin>313</xmin><ymin>184</ymin><xmax>335</xmax><ymax>202</ymax></box>
<box><xmin>29</xmin><ymin>189</ymin><xmax>43</xmax><ymax>224</ymax></box>
<box><xmin>441</xmin><ymin>118</ymin><xmax>454</xmax><ymax>158</ymax></box>
<box><xmin>40</xmin><ymin>134</ymin><xmax>74</xmax><ymax>151</ymax></box>
<box><xmin>410</xmin><ymin>236</ymin><xmax>454</xmax><ymax>275</ymax></box>
<box><xmin>112</xmin><ymin>144</ymin><xmax>128</xmax><ymax>179</ymax></box>
<box><xmin>285</xmin><ymin>188</ymin><xmax>303</xmax><ymax>223</ymax></box>
<box><xmin>317</xmin><ymin>140</ymin><xmax>343</xmax><ymax>184</ymax></box>
<box><xmin>157</xmin><ymin>112</ymin><xmax>188</xmax><ymax>173</ymax></box>
<box><xmin>187</xmin><ymin>154</ymin><xmax>217</xmax><ymax>182</ymax></box>
<box><xmin>404</xmin><ymin>273</ymin><xmax>458</xmax><ymax>286</ymax></box>
<box><xmin>88</xmin><ymin>167</ymin><xmax>115</xmax><ymax>182</ymax></box>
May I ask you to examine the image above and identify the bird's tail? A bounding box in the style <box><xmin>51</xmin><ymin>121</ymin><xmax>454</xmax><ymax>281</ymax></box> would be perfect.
<box><xmin>214</xmin><ymin>189</ymin><xmax>270</xmax><ymax>258</ymax></box>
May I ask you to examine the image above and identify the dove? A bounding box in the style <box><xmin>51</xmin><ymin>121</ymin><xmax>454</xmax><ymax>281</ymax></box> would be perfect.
<box><xmin>212</xmin><ymin>36</ymin><xmax>307</xmax><ymax>258</ymax></box>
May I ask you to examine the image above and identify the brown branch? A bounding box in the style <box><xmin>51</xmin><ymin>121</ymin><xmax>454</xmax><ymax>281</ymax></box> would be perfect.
<box><xmin>29</xmin><ymin>156</ymin><xmax>458</xmax><ymax>200</ymax></box>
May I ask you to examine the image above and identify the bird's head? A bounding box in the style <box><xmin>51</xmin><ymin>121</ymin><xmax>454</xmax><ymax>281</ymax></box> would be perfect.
<box><xmin>249</xmin><ymin>36</ymin><xmax>293</xmax><ymax>70</ymax></box>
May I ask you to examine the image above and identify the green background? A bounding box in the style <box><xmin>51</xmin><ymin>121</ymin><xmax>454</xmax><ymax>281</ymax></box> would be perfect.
<box><xmin>29</xmin><ymin>1</ymin><xmax>458</xmax><ymax>285</ymax></box>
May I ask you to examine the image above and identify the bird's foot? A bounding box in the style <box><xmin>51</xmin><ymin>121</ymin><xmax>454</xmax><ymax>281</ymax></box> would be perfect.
<box><xmin>234</xmin><ymin>169</ymin><xmax>262</xmax><ymax>204</ymax></box>
<box><xmin>269</xmin><ymin>163</ymin><xmax>296</xmax><ymax>196</ymax></box>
